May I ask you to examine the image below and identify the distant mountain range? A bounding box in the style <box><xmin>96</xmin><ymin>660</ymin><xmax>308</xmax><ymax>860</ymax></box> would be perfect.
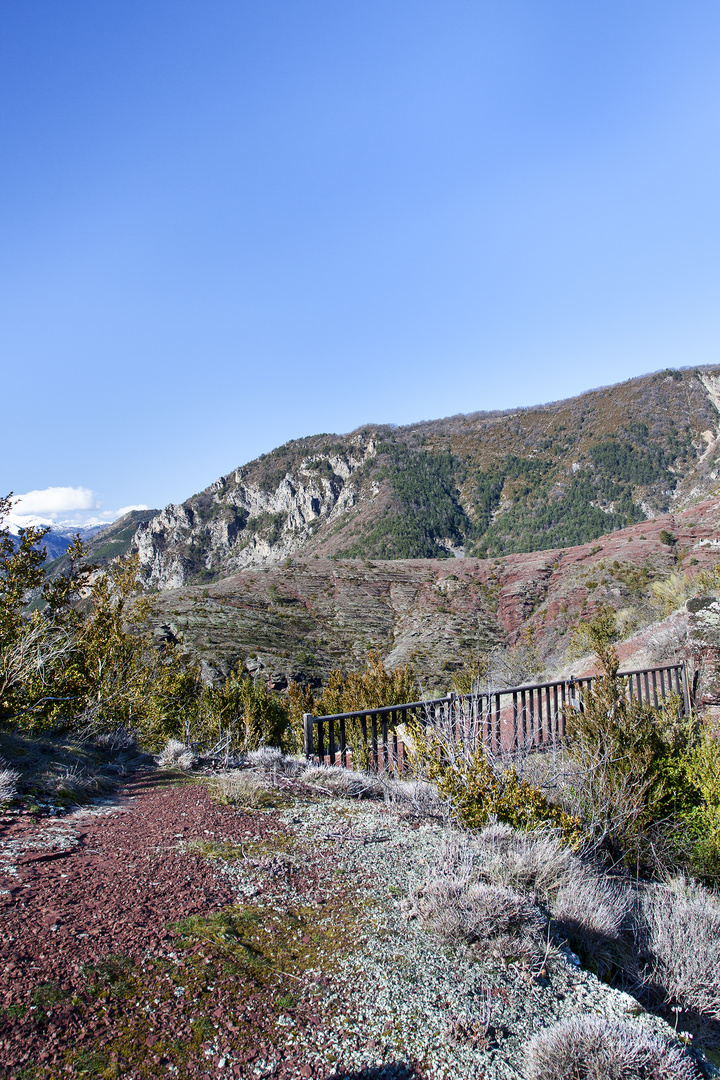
<box><xmin>43</xmin><ymin>509</ymin><xmax>159</xmax><ymax>576</ymax></box>
<box><xmin>8</xmin><ymin>521</ymin><xmax>106</xmax><ymax>561</ymax></box>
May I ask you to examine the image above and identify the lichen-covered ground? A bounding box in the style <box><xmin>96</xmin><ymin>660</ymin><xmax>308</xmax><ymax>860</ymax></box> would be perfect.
<box><xmin>0</xmin><ymin>773</ymin><xmax>695</xmax><ymax>1079</ymax></box>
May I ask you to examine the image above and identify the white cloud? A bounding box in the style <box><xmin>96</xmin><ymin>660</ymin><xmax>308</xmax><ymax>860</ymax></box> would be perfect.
<box><xmin>64</xmin><ymin>505</ymin><xmax>150</xmax><ymax>527</ymax></box>
<box><xmin>13</xmin><ymin>486</ymin><xmax>98</xmax><ymax>517</ymax></box>
<box><xmin>6</xmin><ymin>490</ymin><xmax>150</xmax><ymax>531</ymax></box>
<box><xmin>114</xmin><ymin>504</ymin><xmax>150</xmax><ymax>518</ymax></box>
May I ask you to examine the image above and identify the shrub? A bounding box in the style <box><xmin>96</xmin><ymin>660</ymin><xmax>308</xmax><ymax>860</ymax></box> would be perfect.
<box><xmin>680</xmin><ymin>726</ymin><xmax>720</xmax><ymax>880</ymax></box>
<box><xmin>288</xmin><ymin>651</ymin><xmax>417</xmax><ymax>763</ymax></box>
<box><xmin>192</xmin><ymin>668</ymin><xmax>291</xmax><ymax>755</ymax></box>
<box><xmin>636</xmin><ymin>878</ymin><xmax>720</xmax><ymax>1023</ymax></box>
<box><xmin>157</xmin><ymin>738</ymin><xmax>196</xmax><ymax>771</ymax></box>
<box><xmin>564</xmin><ymin>608</ymin><xmax>696</xmax><ymax>864</ymax></box>
<box><xmin>409</xmin><ymin>725</ymin><xmax>580</xmax><ymax>839</ymax></box>
<box><xmin>524</xmin><ymin>1015</ymin><xmax>698</xmax><ymax>1080</ymax></box>
<box><xmin>403</xmin><ymin>875</ymin><xmax>546</xmax><ymax>966</ymax></box>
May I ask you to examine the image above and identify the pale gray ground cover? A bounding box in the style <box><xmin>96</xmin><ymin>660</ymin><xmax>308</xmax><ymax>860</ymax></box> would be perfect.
<box><xmin>214</xmin><ymin>792</ymin><xmax>699</xmax><ymax>1080</ymax></box>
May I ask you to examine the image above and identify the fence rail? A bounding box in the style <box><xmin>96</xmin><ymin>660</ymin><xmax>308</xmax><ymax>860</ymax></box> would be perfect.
<box><xmin>303</xmin><ymin>661</ymin><xmax>690</xmax><ymax>771</ymax></box>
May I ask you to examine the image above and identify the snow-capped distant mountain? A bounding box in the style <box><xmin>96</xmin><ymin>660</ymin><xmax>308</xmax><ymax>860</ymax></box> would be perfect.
<box><xmin>6</xmin><ymin>518</ymin><xmax>106</xmax><ymax>561</ymax></box>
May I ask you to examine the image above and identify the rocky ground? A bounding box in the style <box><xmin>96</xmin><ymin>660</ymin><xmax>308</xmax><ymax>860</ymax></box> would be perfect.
<box><xmin>0</xmin><ymin>774</ymin><xmax>704</xmax><ymax>1080</ymax></box>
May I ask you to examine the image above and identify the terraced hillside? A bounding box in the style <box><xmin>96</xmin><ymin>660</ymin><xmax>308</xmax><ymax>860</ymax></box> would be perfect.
<box><xmin>131</xmin><ymin>366</ymin><xmax>720</xmax><ymax>589</ymax></box>
<box><xmin>146</xmin><ymin>492</ymin><xmax>720</xmax><ymax>691</ymax></box>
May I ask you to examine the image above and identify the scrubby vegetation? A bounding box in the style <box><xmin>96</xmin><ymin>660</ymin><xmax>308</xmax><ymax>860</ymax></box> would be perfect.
<box><xmin>288</xmin><ymin>650</ymin><xmax>417</xmax><ymax>765</ymax></box>
<box><xmin>523</xmin><ymin>1015</ymin><xmax>699</xmax><ymax>1080</ymax></box>
<box><xmin>0</xmin><ymin>495</ymin><xmax>427</xmax><ymax>797</ymax></box>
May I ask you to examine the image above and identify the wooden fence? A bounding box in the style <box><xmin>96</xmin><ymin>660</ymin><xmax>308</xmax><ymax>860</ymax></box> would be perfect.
<box><xmin>302</xmin><ymin>661</ymin><xmax>690</xmax><ymax>771</ymax></box>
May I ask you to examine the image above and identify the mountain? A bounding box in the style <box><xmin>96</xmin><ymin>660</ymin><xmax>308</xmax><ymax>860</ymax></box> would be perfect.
<box><xmin>133</xmin><ymin>365</ymin><xmax>720</xmax><ymax>590</ymax></box>
<box><xmin>8</xmin><ymin>521</ymin><xmax>106</xmax><ymax>561</ymax></box>
<box><xmin>43</xmin><ymin>509</ymin><xmax>160</xmax><ymax>578</ymax></box>
<box><xmin>145</xmin><ymin>491</ymin><xmax>720</xmax><ymax>691</ymax></box>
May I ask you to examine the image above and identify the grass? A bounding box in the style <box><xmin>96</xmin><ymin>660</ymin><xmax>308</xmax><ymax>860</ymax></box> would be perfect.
<box><xmin>299</xmin><ymin>763</ymin><xmax>385</xmax><ymax>798</ymax></box>
<box><xmin>404</xmin><ymin>874</ymin><xmax>547</xmax><ymax>966</ymax></box>
<box><xmin>156</xmin><ymin>737</ymin><xmax>196</xmax><ymax>771</ymax></box>
<box><xmin>636</xmin><ymin>878</ymin><xmax>720</xmax><ymax>1027</ymax></box>
<box><xmin>0</xmin><ymin>727</ymin><xmax>152</xmax><ymax>807</ymax></box>
<box><xmin>524</xmin><ymin>1016</ymin><xmax>699</xmax><ymax>1080</ymax></box>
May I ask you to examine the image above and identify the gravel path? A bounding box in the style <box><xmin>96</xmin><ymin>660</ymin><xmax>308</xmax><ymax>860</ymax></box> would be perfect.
<box><xmin>0</xmin><ymin>772</ymin><xmax>694</xmax><ymax>1079</ymax></box>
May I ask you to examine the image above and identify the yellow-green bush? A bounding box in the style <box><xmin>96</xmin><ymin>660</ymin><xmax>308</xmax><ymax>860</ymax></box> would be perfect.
<box><xmin>193</xmin><ymin>667</ymin><xmax>290</xmax><ymax>753</ymax></box>
<box><xmin>678</xmin><ymin>724</ymin><xmax>720</xmax><ymax>880</ymax></box>
<box><xmin>408</xmin><ymin>723</ymin><xmax>580</xmax><ymax>840</ymax></box>
<box><xmin>287</xmin><ymin>651</ymin><xmax>417</xmax><ymax>762</ymax></box>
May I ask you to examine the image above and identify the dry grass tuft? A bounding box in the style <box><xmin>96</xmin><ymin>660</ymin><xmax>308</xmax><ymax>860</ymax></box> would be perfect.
<box><xmin>524</xmin><ymin>1015</ymin><xmax>699</xmax><ymax>1080</ymax></box>
<box><xmin>211</xmin><ymin>771</ymin><xmax>271</xmax><ymax>808</ymax></box>
<box><xmin>379</xmin><ymin>776</ymin><xmax>449</xmax><ymax>818</ymax></box>
<box><xmin>474</xmin><ymin>824</ymin><xmax>631</xmax><ymax>972</ymax></box>
<box><xmin>410</xmin><ymin>827</ymin><xmax>632</xmax><ymax>976</ymax></box>
<box><xmin>42</xmin><ymin>765</ymin><xmax>116</xmax><ymax>802</ymax></box>
<box><xmin>403</xmin><ymin>873</ymin><xmax>546</xmax><ymax>965</ymax></box>
<box><xmin>91</xmin><ymin>728</ymin><xmax>139</xmax><ymax>753</ymax></box>
<box><xmin>0</xmin><ymin>728</ymin><xmax>151</xmax><ymax>806</ymax></box>
<box><xmin>473</xmin><ymin>823</ymin><xmax>578</xmax><ymax>901</ymax></box>
<box><xmin>246</xmin><ymin>747</ymin><xmax>304</xmax><ymax>776</ymax></box>
<box><xmin>0</xmin><ymin>766</ymin><xmax>20</xmax><ymax>803</ymax></box>
<box><xmin>551</xmin><ymin>872</ymin><xmax>631</xmax><ymax>978</ymax></box>
<box><xmin>157</xmin><ymin>738</ymin><xmax>196</xmax><ymax>771</ymax></box>
<box><xmin>637</xmin><ymin>878</ymin><xmax>720</xmax><ymax>1023</ymax></box>
<box><xmin>299</xmin><ymin>764</ymin><xmax>384</xmax><ymax>798</ymax></box>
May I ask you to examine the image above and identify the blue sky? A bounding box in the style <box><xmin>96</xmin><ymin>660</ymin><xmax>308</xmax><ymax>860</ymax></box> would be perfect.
<box><xmin>3</xmin><ymin>1</ymin><xmax>720</xmax><ymax>524</ymax></box>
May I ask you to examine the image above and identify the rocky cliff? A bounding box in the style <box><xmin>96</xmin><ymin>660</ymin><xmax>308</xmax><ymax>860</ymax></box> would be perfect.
<box><xmin>133</xmin><ymin>365</ymin><xmax>720</xmax><ymax>590</ymax></box>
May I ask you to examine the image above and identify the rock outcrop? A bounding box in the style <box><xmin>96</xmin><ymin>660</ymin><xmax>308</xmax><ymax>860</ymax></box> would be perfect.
<box><xmin>135</xmin><ymin>436</ymin><xmax>377</xmax><ymax>588</ymax></box>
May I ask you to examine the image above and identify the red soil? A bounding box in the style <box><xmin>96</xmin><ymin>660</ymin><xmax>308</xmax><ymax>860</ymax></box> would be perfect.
<box><xmin>0</xmin><ymin>775</ymin><xmax>361</xmax><ymax>1079</ymax></box>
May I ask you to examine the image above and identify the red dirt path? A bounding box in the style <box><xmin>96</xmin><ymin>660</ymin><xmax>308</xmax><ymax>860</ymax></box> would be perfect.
<box><xmin>0</xmin><ymin>774</ymin><xmax>337</xmax><ymax>1079</ymax></box>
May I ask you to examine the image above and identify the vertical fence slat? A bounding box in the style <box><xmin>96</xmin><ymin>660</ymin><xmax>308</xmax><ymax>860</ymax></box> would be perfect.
<box><xmin>520</xmin><ymin>689</ymin><xmax>527</xmax><ymax>748</ymax></box>
<box><xmin>329</xmin><ymin>715</ymin><xmax>336</xmax><ymax>767</ymax></box>
<box><xmin>512</xmin><ymin>692</ymin><xmax>519</xmax><ymax>752</ymax></box>
<box><xmin>371</xmin><ymin>714</ymin><xmax>378</xmax><ymax>771</ymax></box>
<box><xmin>339</xmin><ymin>715</ymin><xmax>347</xmax><ymax>768</ymax></box>
<box><xmin>303</xmin><ymin>713</ymin><xmax>314</xmax><ymax>759</ymax></box>
<box><xmin>381</xmin><ymin>713</ymin><xmax>388</xmax><ymax>772</ymax></box>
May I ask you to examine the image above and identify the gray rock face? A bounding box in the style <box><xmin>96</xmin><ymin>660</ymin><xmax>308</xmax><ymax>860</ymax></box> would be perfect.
<box><xmin>134</xmin><ymin>437</ymin><xmax>377</xmax><ymax>589</ymax></box>
<box><xmin>687</xmin><ymin>596</ymin><xmax>720</xmax><ymax>706</ymax></box>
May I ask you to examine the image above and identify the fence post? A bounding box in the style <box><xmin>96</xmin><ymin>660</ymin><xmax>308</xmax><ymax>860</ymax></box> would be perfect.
<box><xmin>681</xmin><ymin>664</ymin><xmax>691</xmax><ymax>717</ymax></box>
<box><xmin>303</xmin><ymin>713</ymin><xmax>314</xmax><ymax>759</ymax></box>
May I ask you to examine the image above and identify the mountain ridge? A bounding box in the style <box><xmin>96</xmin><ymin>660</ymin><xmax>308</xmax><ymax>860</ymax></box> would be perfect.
<box><xmin>131</xmin><ymin>365</ymin><xmax>720</xmax><ymax>589</ymax></box>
